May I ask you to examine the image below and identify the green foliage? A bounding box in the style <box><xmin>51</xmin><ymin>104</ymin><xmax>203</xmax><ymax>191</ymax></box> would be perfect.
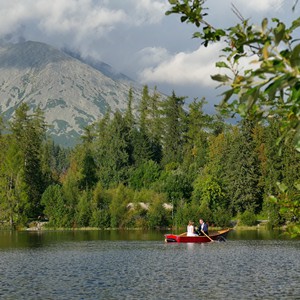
<box><xmin>10</xmin><ymin>103</ymin><xmax>47</xmax><ymax>218</ymax></box>
<box><xmin>61</xmin><ymin>164</ymin><xmax>80</xmax><ymax>227</ymax></box>
<box><xmin>89</xmin><ymin>182</ymin><xmax>110</xmax><ymax>228</ymax></box>
<box><xmin>94</xmin><ymin>111</ymin><xmax>129</xmax><ymax>188</ymax></box>
<box><xmin>147</xmin><ymin>193</ymin><xmax>171</xmax><ymax>229</ymax></box>
<box><xmin>41</xmin><ymin>185</ymin><xmax>68</xmax><ymax>227</ymax></box>
<box><xmin>129</xmin><ymin>160</ymin><xmax>161</xmax><ymax>190</ymax></box>
<box><xmin>217</xmin><ymin>17</ymin><xmax>300</xmax><ymax>146</ymax></box>
<box><xmin>75</xmin><ymin>190</ymin><xmax>91</xmax><ymax>227</ymax></box>
<box><xmin>1</xmin><ymin>71</ymin><xmax>300</xmax><ymax>232</ymax></box>
<box><xmin>212</xmin><ymin>207</ymin><xmax>232</xmax><ymax>228</ymax></box>
<box><xmin>157</xmin><ymin>167</ymin><xmax>192</xmax><ymax>202</ymax></box>
<box><xmin>161</xmin><ymin>91</ymin><xmax>186</xmax><ymax>165</ymax></box>
<box><xmin>239</xmin><ymin>210</ymin><xmax>257</xmax><ymax>226</ymax></box>
<box><xmin>224</xmin><ymin>120</ymin><xmax>262</xmax><ymax>214</ymax></box>
<box><xmin>192</xmin><ymin>173</ymin><xmax>226</xmax><ymax>210</ymax></box>
<box><xmin>108</xmin><ymin>184</ymin><xmax>133</xmax><ymax>228</ymax></box>
<box><xmin>166</xmin><ymin>0</ymin><xmax>300</xmax><ymax>235</ymax></box>
<box><xmin>262</xmin><ymin>197</ymin><xmax>282</xmax><ymax>228</ymax></box>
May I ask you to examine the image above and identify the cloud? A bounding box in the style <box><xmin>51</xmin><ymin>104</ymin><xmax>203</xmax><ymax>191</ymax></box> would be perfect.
<box><xmin>139</xmin><ymin>43</ymin><xmax>225</xmax><ymax>87</ymax></box>
<box><xmin>0</xmin><ymin>0</ymin><xmax>126</xmax><ymax>36</ymax></box>
<box><xmin>130</xmin><ymin>0</ymin><xmax>170</xmax><ymax>25</ymax></box>
<box><xmin>136</xmin><ymin>47</ymin><xmax>170</xmax><ymax>67</ymax></box>
<box><xmin>233</xmin><ymin>0</ymin><xmax>284</xmax><ymax>13</ymax></box>
<box><xmin>0</xmin><ymin>0</ymin><xmax>171</xmax><ymax>61</ymax></box>
<box><xmin>0</xmin><ymin>0</ymin><xmax>128</xmax><ymax>57</ymax></box>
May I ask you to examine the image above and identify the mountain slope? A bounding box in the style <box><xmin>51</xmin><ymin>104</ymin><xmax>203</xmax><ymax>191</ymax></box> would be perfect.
<box><xmin>0</xmin><ymin>41</ymin><xmax>144</xmax><ymax>146</ymax></box>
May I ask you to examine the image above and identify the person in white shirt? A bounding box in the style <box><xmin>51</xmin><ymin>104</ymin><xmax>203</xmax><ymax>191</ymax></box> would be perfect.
<box><xmin>187</xmin><ymin>221</ymin><xmax>198</xmax><ymax>236</ymax></box>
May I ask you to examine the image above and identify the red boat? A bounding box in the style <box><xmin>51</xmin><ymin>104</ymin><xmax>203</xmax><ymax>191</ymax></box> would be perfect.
<box><xmin>164</xmin><ymin>228</ymin><xmax>231</xmax><ymax>243</ymax></box>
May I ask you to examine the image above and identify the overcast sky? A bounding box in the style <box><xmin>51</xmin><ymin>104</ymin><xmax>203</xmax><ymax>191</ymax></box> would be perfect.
<box><xmin>0</xmin><ymin>0</ymin><xmax>298</xmax><ymax>113</ymax></box>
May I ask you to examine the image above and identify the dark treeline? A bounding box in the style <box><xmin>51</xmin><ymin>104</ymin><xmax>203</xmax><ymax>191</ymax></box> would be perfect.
<box><xmin>0</xmin><ymin>86</ymin><xmax>300</xmax><ymax>230</ymax></box>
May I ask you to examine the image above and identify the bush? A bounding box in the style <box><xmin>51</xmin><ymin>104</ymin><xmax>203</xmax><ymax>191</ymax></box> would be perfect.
<box><xmin>213</xmin><ymin>207</ymin><xmax>232</xmax><ymax>227</ymax></box>
<box><xmin>262</xmin><ymin>198</ymin><xmax>282</xmax><ymax>228</ymax></box>
<box><xmin>89</xmin><ymin>209</ymin><xmax>110</xmax><ymax>228</ymax></box>
<box><xmin>240</xmin><ymin>210</ymin><xmax>257</xmax><ymax>226</ymax></box>
<box><xmin>41</xmin><ymin>184</ymin><xmax>68</xmax><ymax>227</ymax></box>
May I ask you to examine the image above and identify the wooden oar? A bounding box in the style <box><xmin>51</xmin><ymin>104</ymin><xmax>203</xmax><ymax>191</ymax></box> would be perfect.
<box><xmin>179</xmin><ymin>232</ymin><xmax>187</xmax><ymax>236</ymax></box>
<box><xmin>201</xmin><ymin>230</ymin><xmax>214</xmax><ymax>242</ymax></box>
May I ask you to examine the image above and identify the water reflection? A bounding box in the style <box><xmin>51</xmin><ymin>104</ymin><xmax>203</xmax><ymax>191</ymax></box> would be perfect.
<box><xmin>228</xmin><ymin>228</ymin><xmax>289</xmax><ymax>240</ymax></box>
<box><xmin>0</xmin><ymin>228</ymin><xmax>296</xmax><ymax>250</ymax></box>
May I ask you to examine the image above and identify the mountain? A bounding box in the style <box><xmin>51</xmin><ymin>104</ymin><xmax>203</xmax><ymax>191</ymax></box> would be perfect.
<box><xmin>62</xmin><ymin>48</ymin><xmax>133</xmax><ymax>83</ymax></box>
<box><xmin>0</xmin><ymin>41</ymin><xmax>145</xmax><ymax>147</ymax></box>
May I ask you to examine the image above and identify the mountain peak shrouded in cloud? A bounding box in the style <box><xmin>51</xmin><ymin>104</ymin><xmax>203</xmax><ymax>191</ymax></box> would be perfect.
<box><xmin>0</xmin><ymin>0</ymin><xmax>296</xmax><ymax>114</ymax></box>
<box><xmin>62</xmin><ymin>47</ymin><xmax>134</xmax><ymax>83</ymax></box>
<box><xmin>0</xmin><ymin>41</ymin><xmax>72</xmax><ymax>69</ymax></box>
<box><xmin>0</xmin><ymin>41</ymin><xmax>146</xmax><ymax>147</ymax></box>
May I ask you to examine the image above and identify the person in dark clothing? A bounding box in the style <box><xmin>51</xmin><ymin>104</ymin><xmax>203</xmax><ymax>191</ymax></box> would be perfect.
<box><xmin>195</xmin><ymin>218</ymin><xmax>208</xmax><ymax>236</ymax></box>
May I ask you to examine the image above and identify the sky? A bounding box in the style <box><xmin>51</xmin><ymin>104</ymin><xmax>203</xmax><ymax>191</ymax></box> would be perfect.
<box><xmin>0</xmin><ymin>0</ymin><xmax>298</xmax><ymax>113</ymax></box>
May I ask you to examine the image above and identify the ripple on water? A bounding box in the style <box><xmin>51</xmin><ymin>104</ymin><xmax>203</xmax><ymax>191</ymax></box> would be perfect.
<box><xmin>0</xmin><ymin>239</ymin><xmax>299</xmax><ymax>299</ymax></box>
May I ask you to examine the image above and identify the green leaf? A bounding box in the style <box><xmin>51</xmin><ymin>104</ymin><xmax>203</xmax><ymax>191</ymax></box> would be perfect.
<box><xmin>210</xmin><ymin>74</ymin><xmax>230</xmax><ymax>82</ymax></box>
<box><xmin>294</xmin><ymin>138</ymin><xmax>300</xmax><ymax>152</ymax></box>
<box><xmin>268</xmin><ymin>195</ymin><xmax>278</xmax><ymax>203</ymax></box>
<box><xmin>294</xmin><ymin>183</ymin><xmax>300</xmax><ymax>190</ymax></box>
<box><xmin>262</xmin><ymin>18</ymin><xmax>268</xmax><ymax>32</ymax></box>
<box><xmin>221</xmin><ymin>89</ymin><xmax>235</xmax><ymax>103</ymax></box>
<box><xmin>277</xmin><ymin>182</ymin><xmax>288</xmax><ymax>193</ymax></box>
<box><xmin>274</xmin><ymin>22</ymin><xmax>286</xmax><ymax>45</ymax></box>
<box><xmin>290</xmin><ymin>17</ymin><xmax>300</xmax><ymax>31</ymax></box>
<box><xmin>237</xmin><ymin>103</ymin><xmax>247</xmax><ymax>116</ymax></box>
<box><xmin>290</xmin><ymin>44</ymin><xmax>300</xmax><ymax>68</ymax></box>
<box><xmin>193</xmin><ymin>32</ymin><xmax>202</xmax><ymax>38</ymax></box>
<box><xmin>215</xmin><ymin>61</ymin><xmax>230</xmax><ymax>69</ymax></box>
<box><xmin>181</xmin><ymin>16</ymin><xmax>188</xmax><ymax>23</ymax></box>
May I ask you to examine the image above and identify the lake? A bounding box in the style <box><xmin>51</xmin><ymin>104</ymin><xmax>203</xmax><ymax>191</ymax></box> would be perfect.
<box><xmin>0</xmin><ymin>229</ymin><xmax>299</xmax><ymax>299</ymax></box>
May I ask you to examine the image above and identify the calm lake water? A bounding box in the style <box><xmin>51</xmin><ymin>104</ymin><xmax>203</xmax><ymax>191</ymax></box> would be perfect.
<box><xmin>0</xmin><ymin>229</ymin><xmax>299</xmax><ymax>300</ymax></box>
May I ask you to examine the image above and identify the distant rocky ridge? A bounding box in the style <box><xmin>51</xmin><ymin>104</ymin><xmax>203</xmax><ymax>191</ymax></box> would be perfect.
<box><xmin>0</xmin><ymin>41</ymin><xmax>145</xmax><ymax>147</ymax></box>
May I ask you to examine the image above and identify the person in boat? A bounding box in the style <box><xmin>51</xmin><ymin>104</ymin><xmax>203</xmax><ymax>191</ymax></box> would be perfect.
<box><xmin>195</xmin><ymin>218</ymin><xmax>209</xmax><ymax>236</ymax></box>
<box><xmin>187</xmin><ymin>221</ymin><xmax>198</xmax><ymax>236</ymax></box>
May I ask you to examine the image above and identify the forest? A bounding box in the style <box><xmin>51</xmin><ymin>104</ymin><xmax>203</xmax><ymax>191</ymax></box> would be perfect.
<box><xmin>0</xmin><ymin>85</ymin><xmax>299</xmax><ymax>232</ymax></box>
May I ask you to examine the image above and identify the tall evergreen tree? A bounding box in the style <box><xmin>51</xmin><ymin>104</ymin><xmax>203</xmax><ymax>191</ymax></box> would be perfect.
<box><xmin>147</xmin><ymin>87</ymin><xmax>163</xmax><ymax>163</ymax></box>
<box><xmin>224</xmin><ymin>119</ymin><xmax>263</xmax><ymax>214</ymax></box>
<box><xmin>0</xmin><ymin>135</ymin><xmax>28</xmax><ymax>227</ymax></box>
<box><xmin>182</xmin><ymin>98</ymin><xmax>212</xmax><ymax>179</ymax></box>
<box><xmin>94</xmin><ymin>111</ymin><xmax>129</xmax><ymax>188</ymax></box>
<box><xmin>10</xmin><ymin>104</ymin><xmax>47</xmax><ymax>218</ymax></box>
<box><xmin>139</xmin><ymin>85</ymin><xmax>150</xmax><ymax>134</ymax></box>
<box><xmin>133</xmin><ymin>85</ymin><xmax>153</xmax><ymax>165</ymax></box>
<box><xmin>77</xmin><ymin>126</ymin><xmax>98</xmax><ymax>190</ymax></box>
<box><xmin>161</xmin><ymin>91</ymin><xmax>186</xmax><ymax>166</ymax></box>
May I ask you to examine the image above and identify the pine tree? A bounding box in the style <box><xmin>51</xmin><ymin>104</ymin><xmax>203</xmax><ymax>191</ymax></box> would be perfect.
<box><xmin>147</xmin><ymin>87</ymin><xmax>163</xmax><ymax>163</ymax></box>
<box><xmin>10</xmin><ymin>104</ymin><xmax>47</xmax><ymax>218</ymax></box>
<box><xmin>161</xmin><ymin>91</ymin><xmax>186</xmax><ymax>166</ymax></box>
<box><xmin>0</xmin><ymin>135</ymin><xmax>28</xmax><ymax>227</ymax></box>
<box><xmin>94</xmin><ymin>111</ymin><xmax>129</xmax><ymax>187</ymax></box>
<box><xmin>224</xmin><ymin>119</ymin><xmax>263</xmax><ymax>214</ymax></box>
<box><xmin>182</xmin><ymin>98</ymin><xmax>212</xmax><ymax>179</ymax></box>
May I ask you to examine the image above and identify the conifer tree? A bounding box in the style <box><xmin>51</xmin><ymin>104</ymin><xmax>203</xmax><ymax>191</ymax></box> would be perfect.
<box><xmin>94</xmin><ymin>111</ymin><xmax>129</xmax><ymax>187</ymax></box>
<box><xmin>0</xmin><ymin>135</ymin><xmax>28</xmax><ymax>227</ymax></box>
<box><xmin>147</xmin><ymin>87</ymin><xmax>163</xmax><ymax>163</ymax></box>
<box><xmin>10</xmin><ymin>104</ymin><xmax>47</xmax><ymax>218</ymax></box>
<box><xmin>182</xmin><ymin>98</ymin><xmax>212</xmax><ymax>178</ymax></box>
<box><xmin>161</xmin><ymin>91</ymin><xmax>186</xmax><ymax>166</ymax></box>
<box><xmin>133</xmin><ymin>85</ymin><xmax>153</xmax><ymax>165</ymax></box>
<box><xmin>225</xmin><ymin>119</ymin><xmax>263</xmax><ymax>214</ymax></box>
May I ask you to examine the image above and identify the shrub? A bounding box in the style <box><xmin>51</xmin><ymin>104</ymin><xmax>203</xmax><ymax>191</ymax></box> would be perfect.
<box><xmin>213</xmin><ymin>207</ymin><xmax>232</xmax><ymax>227</ymax></box>
<box><xmin>240</xmin><ymin>210</ymin><xmax>257</xmax><ymax>226</ymax></box>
